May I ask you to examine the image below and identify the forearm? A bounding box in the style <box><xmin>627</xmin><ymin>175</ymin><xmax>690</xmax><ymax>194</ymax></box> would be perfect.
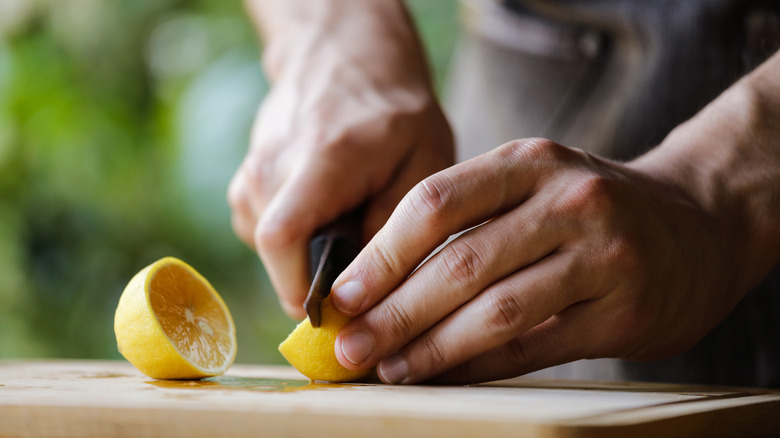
<box><xmin>244</xmin><ymin>0</ymin><xmax>431</xmax><ymax>88</ymax></box>
<box><xmin>630</xmin><ymin>50</ymin><xmax>780</xmax><ymax>293</ymax></box>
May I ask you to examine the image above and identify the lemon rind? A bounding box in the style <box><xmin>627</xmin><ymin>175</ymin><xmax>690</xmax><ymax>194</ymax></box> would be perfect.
<box><xmin>114</xmin><ymin>257</ymin><xmax>237</xmax><ymax>379</ymax></box>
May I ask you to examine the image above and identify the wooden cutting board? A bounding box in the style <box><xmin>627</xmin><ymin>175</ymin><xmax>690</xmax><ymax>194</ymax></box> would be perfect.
<box><xmin>2</xmin><ymin>360</ymin><xmax>779</xmax><ymax>438</ymax></box>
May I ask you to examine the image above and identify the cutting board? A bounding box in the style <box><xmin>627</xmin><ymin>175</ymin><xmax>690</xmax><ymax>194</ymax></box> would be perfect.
<box><xmin>2</xmin><ymin>360</ymin><xmax>779</xmax><ymax>438</ymax></box>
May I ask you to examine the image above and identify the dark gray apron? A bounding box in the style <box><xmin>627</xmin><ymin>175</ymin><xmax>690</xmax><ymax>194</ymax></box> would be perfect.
<box><xmin>446</xmin><ymin>0</ymin><xmax>780</xmax><ymax>388</ymax></box>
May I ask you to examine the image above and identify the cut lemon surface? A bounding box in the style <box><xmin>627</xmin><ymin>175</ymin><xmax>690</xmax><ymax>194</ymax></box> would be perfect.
<box><xmin>114</xmin><ymin>257</ymin><xmax>236</xmax><ymax>379</ymax></box>
<box><xmin>279</xmin><ymin>296</ymin><xmax>373</xmax><ymax>383</ymax></box>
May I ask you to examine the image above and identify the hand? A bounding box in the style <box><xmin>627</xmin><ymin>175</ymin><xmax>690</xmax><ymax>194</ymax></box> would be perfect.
<box><xmin>329</xmin><ymin>137</ymin><xmax>750</xmax><ymax>384</ymax></box>
<box><xmin>229</xmin><ymin>1</ymin><xmax>454</xmax><ymax>318</ymax></box>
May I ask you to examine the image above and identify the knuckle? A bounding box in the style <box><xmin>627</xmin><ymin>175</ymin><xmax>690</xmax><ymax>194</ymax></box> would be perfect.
<box><xmin>603</xmin><ymin>235</ymin><xmax>643</xmax><ymax>275</ymax></box>
<box><xmin>243</xmin><ymin>153</ymin><xmax>274</xmax><ymax>189</ymax></box>
<box><xmin>575</xmin><ymin>173</ymin><xmax>612</xmax><ymax>202</ymax></box>
<box><xmin>418</xmin><ymin>336</ymin><xmax>448</xmax><ymax>367</ymax></box>
<box><xmin>406</xmin><ymin>175</ymin><xmax>453</xmax><ymax>227</ymax></box>
<box><xmin>485</xmin><ymin>291</ymin><xmax>526</xmax><ymax>335</ymax></box>
<box><xmin>254</xmin><ymin>215</ymin><xmax>300</xmax><ymax>251</ymax></box>
<box><xmin>440</xmin><ymin>240</ymin><xmax>485</xmax><ymax>286</ymax></box>
<box><xmin>381</xmin><ymin>298</ymin><xmax>417</xmax><ymax>339</ymax></box>
<box><xmin>503</xmin><ymin>338</ymin><xmax>531</xmax><ymax>369</ymax></box>
<box><xmin>579</xmin><ymin>221</ymin><xmax>645</xmax><ymax>286</ymax></box>
<box><xmin>497</xmin><ymin>138</ymin><xmax>564</xmax><ymax>164</ymax></box>
<box><xmin>557</xmin><ymin>173</ymin><xmax>614</xmax><ymax>217</ymax></box>
<box><xmin>372</xmin><ymin>240</ymin><xmax>405</xmax><ymax>277</ymax></box>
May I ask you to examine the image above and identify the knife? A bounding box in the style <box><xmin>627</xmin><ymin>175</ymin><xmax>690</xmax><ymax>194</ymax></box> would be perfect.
<box><xmin>304</xmin><ymin>209</ymin><xmax>363</xmax><ymax>327</ymax></box>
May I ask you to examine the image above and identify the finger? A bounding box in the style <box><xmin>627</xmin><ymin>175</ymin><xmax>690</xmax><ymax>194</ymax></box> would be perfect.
<box><xmin>331</xmin><ymin>139</ymin><xmax>568</xmax><ymax>316</ymax></box>
<box><xmin>333</xmin><ymin>191</ymin><xmax>577</xmax><ymax>370</ymax></box>
<box><xmin>227</xmin><ymin>147</ymin><xmax>284</xmax><ymax>248</ymax></box>
<box><xmin>227</xmin><ymin>172</ymin><xmax>258</xmax><ymax>248</ymax></box>
<box><xmin>255</xmin><ymin>156</ymin><xmax>369</xmax><ymax>318</ymax></box>
<box><xmin>231</xmin><ymin>211</ymin><xmax>256</xmax><ymax>249</ymax></box>
<box><xmin>429</xmin><ymin>300</ymin><xmax>601</xmax><ymax>385</ymax></box>
<box><xmin>374</xmin><ymin>250</ymin><xmax>596</xmax><ymax>384</ymax></box>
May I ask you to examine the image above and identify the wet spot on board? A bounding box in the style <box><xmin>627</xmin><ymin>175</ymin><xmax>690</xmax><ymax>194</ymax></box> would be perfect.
<box><xmin>146</xmin><ymin>376</ymin><xmax>351</xmax><ymax>393</ymax></box>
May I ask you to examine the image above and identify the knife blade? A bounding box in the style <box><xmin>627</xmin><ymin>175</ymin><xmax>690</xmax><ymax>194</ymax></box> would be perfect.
<box><xmin>305</xmin><ymin>209</ymin><xmax>362</xmax><ymax>327</ymax></box>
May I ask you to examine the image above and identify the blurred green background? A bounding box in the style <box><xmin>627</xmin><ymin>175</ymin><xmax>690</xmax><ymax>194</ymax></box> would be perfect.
<box><xmin>0</xmin><ymin>0</ymin><xmax>457</xmax><ymax>364</ymax></box>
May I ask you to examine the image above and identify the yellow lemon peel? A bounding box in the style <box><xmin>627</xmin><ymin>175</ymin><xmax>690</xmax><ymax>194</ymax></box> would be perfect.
<box><xmin>279</xmin><ymin>296</ymin><xmax>373</xmax><ymax>382</ymax></box>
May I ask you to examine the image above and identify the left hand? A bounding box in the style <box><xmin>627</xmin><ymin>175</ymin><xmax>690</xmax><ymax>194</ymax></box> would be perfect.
<box><xmin>229</xmin><ymin>0</ymin><xmax>454</xmax><ymax>319</ymax></box>
<box><xmin>328</xmin><ymin>138</ymin><xmax>747</xmax><ymax>384</ymax></box>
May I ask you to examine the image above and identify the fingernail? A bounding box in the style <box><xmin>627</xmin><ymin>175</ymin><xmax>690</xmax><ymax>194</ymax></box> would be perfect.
<box><xmin>340</xmin><ymin>332</ymin><xmax>374</xmax><ymax>366</ymax></box>
<box><xmin>378</xmin><ymin>354</ymin><xmax>408</xmax><ymax>384</ymax></box>
<box><xmin>332</xmin><ymin>281</ymin><xmax>365</xmax><ymax>314</ymax></box>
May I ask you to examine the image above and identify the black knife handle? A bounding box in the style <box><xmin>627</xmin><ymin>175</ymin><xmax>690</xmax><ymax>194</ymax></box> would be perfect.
<box><xmin>308</xmin><ymin>208</ymin><xmax>363</xmax><ymax>298</ymax></box>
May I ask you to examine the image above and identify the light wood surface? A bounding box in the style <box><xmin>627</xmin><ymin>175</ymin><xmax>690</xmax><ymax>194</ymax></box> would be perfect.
<box><xmin>1</xmin><ymin>360</ymin><xmax>779</xmax><ymax>437</ymax></box>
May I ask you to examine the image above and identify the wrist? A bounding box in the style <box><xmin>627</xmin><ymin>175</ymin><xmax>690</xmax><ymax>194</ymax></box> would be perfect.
<box><xmin>246</xmin><ymin>0</ymin><xmax>430</xmax><ymax>86</ymax></box>
<box><xmin>629</xmin><ymin>54</ymin><xmax>780</xmax><ymax>292</ymax></box>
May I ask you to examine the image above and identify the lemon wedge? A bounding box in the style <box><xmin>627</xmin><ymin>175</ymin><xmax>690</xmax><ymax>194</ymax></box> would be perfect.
<box><xmin>114</xmin><ymin>257</ymin><xmax>236</xmax><ymax>379</ymax></box>
<box><xmin>279</xmin><ymin>296</ymin><xmax>373</xmax><ymax>382</ymax></box>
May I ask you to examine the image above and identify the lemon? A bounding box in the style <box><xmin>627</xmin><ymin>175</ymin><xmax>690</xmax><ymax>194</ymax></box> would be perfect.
<box><xmin>114</xmin><ymin>257</ymin><xmax>237</xmax><ymax>379</ymax></box>
<box><xmin>279</xmin><ymin>296</ymin><xmax>373</xmax><ymax>382</ymax></box>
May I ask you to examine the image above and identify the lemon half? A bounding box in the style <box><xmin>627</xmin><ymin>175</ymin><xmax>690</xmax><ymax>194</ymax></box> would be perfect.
<box><xmin>279</xmin><ymin>296</ymin><xmax>373</xmax><ymax>382</ymax></box>
<box><xmin>114</xmin><ymin>257</ymin><xmax>237</xmax><ymax>379</ymax></box>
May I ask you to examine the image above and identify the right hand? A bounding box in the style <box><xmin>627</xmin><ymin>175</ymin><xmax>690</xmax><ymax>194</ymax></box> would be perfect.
<box><xmin>228</xmin><ymin>6</ymin><xmax>454</xmax><ymax>318</ymax></box>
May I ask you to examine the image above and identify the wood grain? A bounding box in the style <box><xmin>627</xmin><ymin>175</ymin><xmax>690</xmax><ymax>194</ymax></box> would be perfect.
<box><xmin>1</xmin><ymin>360</ymin><xmax>779</xmax><ymax>438</ymax></box>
